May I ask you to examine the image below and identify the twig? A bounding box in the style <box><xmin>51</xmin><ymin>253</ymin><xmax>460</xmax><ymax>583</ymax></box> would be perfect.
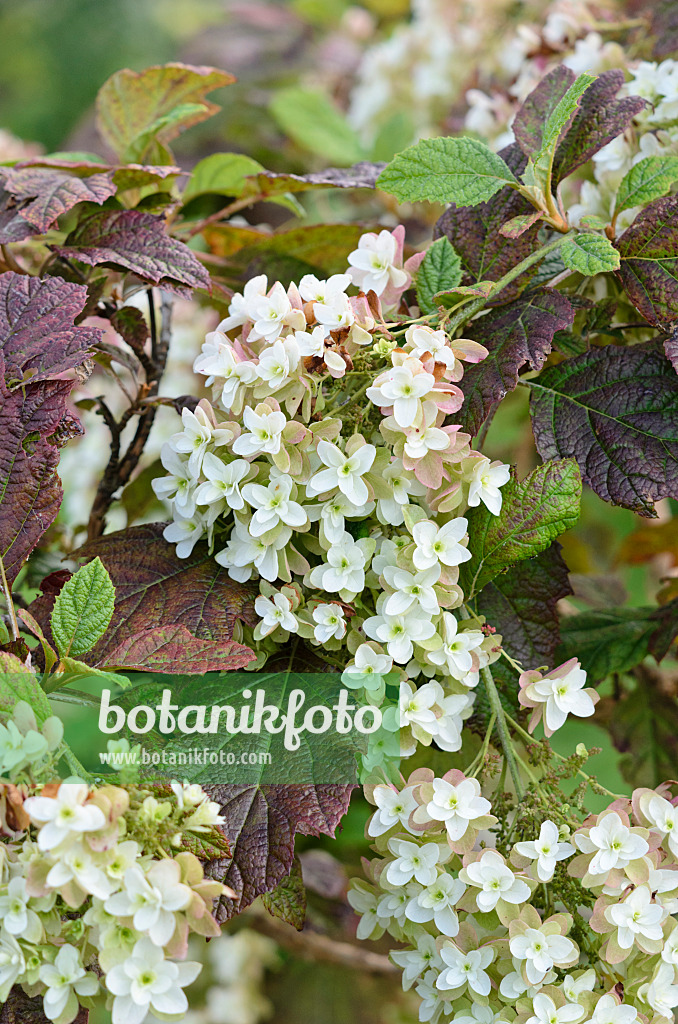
<box><xmin>0</xmin><ymin>552</ymin><xmax>20</xmax><ymax>640</ymax></box>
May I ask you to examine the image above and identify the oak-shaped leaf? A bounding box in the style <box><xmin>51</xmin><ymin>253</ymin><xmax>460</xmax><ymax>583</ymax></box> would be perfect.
<box><xmin>603</xmin><ymin>672</ymin><xmax>678</xmax><ymax>789</ymax></box>
<box><xmin>0</xmin><ymin>186</ymin><xmax>35</xmax><ymax>245</ymax></box>
<box><xmin>261</xmin><ymin>855</ymin><xmax>307</xmax><ymax>931</ymax></box>
<box><xmin>103</xmin><ymin>623</ymin><xmax>255</xmax><ymax>673</ymax></box>
<box><xmin>529</xmin><ymin>340</ymin><xmax>678</xmax><ymax>515</ymax></box>
<box><xmin>475</xmin><ymin>543</ymin><xmax>572</xmax><ymax>669</ymax></box>
<box><xmin>647</xmin><ymin>597</ymin><xmax>678</xmax><ymax>661</ymax></box>
<box><xmin>96</xmin><ymin>63</ymin><xmax>235</xmax><ymax>164</ymax></box>
<box><xmin>205</xmin><ymin>783</ymin><xmax>353</xmax><ymax>921</ymax></box>
<box><xmin>434</xmin><ymin>144</ymin><xmax>541</xmax><ymax>303</ymax></box>
<box><xmin>54</xmin><ymin>210</ymin><xmax>210</xmax><ymax>294</ymax></box>
<box><xmin>615</xmin><ymin>196</ymin><xmax>678</xmax><ymax>328</ymax></box>
<box><xmin>460</xmin><ymin>458</ymin><xmax>581</xmax><ymax>598</ymax></box>
<box><xmin>0</xmin><ymin>166</ymin><xmax>116</xmax><ymax>232</ymax></box>
<box><xmin>556</xmin><ymin>608</ymin><xmax>657</xmax><ymax>683</ymax></box>
<box><xmin>34</xmin><ymin>524</ymin><xmax>257</xmax><ymax>665</ymax></box>
<box><xmin>0</xmin><ymin>370</ymin><xmax>77</xmax><ymax>583</ymax></box>
<box><xmin>0</xmin><ymin>272</ymin><xmax>101</xmax><ymax>385</ymax></box>
<box><xmin>460</xmin><ymin>288</ymin><xmax>574</xmax><ymax>435</ymax></box>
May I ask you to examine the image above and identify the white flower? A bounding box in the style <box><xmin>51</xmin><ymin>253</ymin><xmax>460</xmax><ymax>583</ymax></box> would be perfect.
<box><xmin>376</xmin><ymin>459</ymin><xmax>427</xmax><ymax>525</ymax></box>
<box><xmin>24</xmin><ymin>783</ymin><xmax>106</xmax><ymax>851</ymax></box>
<box><xmin>294</xmin><ymin>326</ymin><xmax>347</xmax><ymax>378</ymax></box>
<box><xmin>403</xmin><ymin>401</ymin><xmax>449</xmax><ymax>460</ymax></box>
<box><xmin>364</xmin><ymin>610</ymin><xmax>435</xmax><ymax>663</ymax></box>
<box><xmin>425</xmin><ymin>776</ymin><xmax>492</xmax><ymax>842</ymax></box>
<box><xmin>308</xmin><ymin>439</ymin><xmax>376</xmax><ymax>506</ymax></box>
<box><xmin>308</xmin><ymin>533</ymin><xmax>371</xmax><ymax>596</ymax></box>
<box><xmin>412</xmin><ymin>518</ymin><xmax>471</xmax><ymax>570</ymax></box>
<box><xmin>406</xmin><ymin>325</ymin><xmax>458</xmax><ymax>372</ymax></box>
<box><xmin>509</xmin><ymin>926</ymin><xmax>577</xmax><ymax>986</ymax></box>
<box><xmin>347</xmin><ymin>229</ymin><xmax>408</xmax><ymax>296</ymax></box>
<box><xmin>587</xmin><ymin>993</ymin><xmax>639</xmax><ymax>1024</ymax></box>
<box><xmin>368</xmin><ymin>784</ymin><xmax>417</xmax><ymax>837</ymax></box>
<box><xmin>644</xmin><ymin>962</ymin><xmax>678</xmax><ymax>1018</ymax></box>
<box><xmin>194</xmin><ymin>337</ymin><xmax>258</xmax><ymax>410</ymax></box>
<box><xmin>383</xmin><ymin>565</ymin><xmax>440</xmax><ymax>616</ymax></box>
<box><xmin>367</xmin><ymin>365</ymin><xmax>435</xmax><ymax>427</ymax></box>
<box><xmin>39</xmin><ymin>944</ymin><xmax>98</xmax><ymax>1023</ymax></box>
<box><xmin>312</xmin><ymin>603</ymin><xmax>346</xmax><ymax>642</ymax></box>
<box><xmin>342</xmin><ymin>644</ymin><xmax>392</xmax><ymax>691</ymax></box>
<box><xmin>347</xmin><ymin>883</ymin><xmax>391</xmax><ymax>940</ymax></box>
<box><xmin>217</xmin><ymin>520</ymin><xmax>289</xmax><ymax>583</ymax></box>
<box><xmin>386</xmin><ymin>839</ymin><xmax>441</xmax><ymax>886</ymax></box>
<box><xmin>523</xmin><ymin>662</ymin><xmax>596</xmax><ymax>733</ymax></box>
<box><xmin>514</xmin><ymin>820</ymin><xmax>575</xmax><ymax>882</ymax></box>
<box><xmin>574</xmin><ymin>812</ymin><xmax>649</xmax><ymax>876</ymax></box>
<box><xmin>405</xmin><ymin>872</ymin><xmax>465</xmax><ymax>936</ymax></box>
<box><xmin>436</xmin><ymin>943</ymin><xmax>494</xmax><ymax>996</ymax></box>
<box><xmin>299</xmin><ymin>273</ymin><xmax>351</xmax><ymax>304</ymax></box>
<box><xmin>104</xmin><ymin>861</ymin><xmax>192</xmax><ymax>946</ymax></box>
<box><xmin>152</xmin><ymin>446</ymin><xmax>197</xmax><ymax>516</ymax></box>
<box><xmin>604</xmin><ymin>884</ymin><xmax>666</xmax><ymax>949</ymax></box>
<box><xmin>0</xmin><ymin>930</ymin><xmax>25</xmax><ymax>1002</ymax></box>
<box><xmin>314</xmin><ymin>292</ymin><xmax>355</xmax><ymax>332</ymax></box>
<box><xmin>561</xmin><ymin>970</ymin><xmax>596</xmax><ymax>1004</ymax></box>
<box><xmin>662</xmin><ymin>921</ymin><xmax>678</xmax><ymax>965</ymax></box>
<box><xmin>106</xmin><ymin>938</ymin><xmax>201</xmax><ymax>1024</ymax></box>
<box><xmin>427</xmin><ymin>613</ymin><xmax>484</xmax><ymax>682</ymax></box>
<box><xmin>390</xmin><ymin>934</ymin><xmax>441</xmax><ymax>990</ymax></box>
<box><xmin>466</xmin><ymin>457</ymin><xmax>511</xmax><ymax>515</ymax></box>
<box><xmin>249</xmin><ymin>281</ymin><xmax>294</xmax><ymax>343</ymax></box>
<box><xmin>315</xmin><ymin>493</ymin><xmax>374</xmax><ymax>545</ymax></box>
<box><xmin>416</xmin><ymin>968</ymin><xmax>452</xmax><ymax>1024</ymax></box>
<box><xmin>643</xmin><ymin>793</ymin><xmax>678</xmax><ymax>857</ymax></box>
<box><xmin>216</xmin><ymin>274</ymin><xmax>267</xmax><ymax>332</ymax></box>
<box><xmin>254</xmin><ymin>592</ymin><xmax>298</xmax><ymax>638</ymax></box>
<box><xmin>256</xmin><ymin>336</ymin><xmax>300</xmax><ymax>391</ymax></box>
<box><xmin>163</xmin><ymin>509</ymin><xmax>206</xmax><ymax>559</ymax></box>
<box><xmin>169</xmin><ymin>406</ymin><xmax>218</xmax><ymax>478</ymax></box>
<box><xmin>526</xmin><ymin>993</ymin><xmax>585</xmax><ymax>1024</ymax></box>
<box><xmin>242</xmin><ymin>472</ymin><xmax>307</xmax><ymax>536</ymax></box>
<box><xmin>232</xmin><ymin>406</ymin><xmax>286</xmax><ymax>457</ymax></box>
<box><xmin>195</xmin><ymin>453</ymin><xmax>250</xmax><ymax>510</ymax></box>
<box><xmin>460</xmin><ymin>850</ymin><xmax>531</xmax><ymax>912</ymax></box>
<box><xmin>46</xmin><ymin>840</ymin><xmax>114</xmax><ymax>900</ymax></box>
<box><xmin>0</xmin><ymin>877</ymin><xmax>41</xmax><ymax>942</ymax></box>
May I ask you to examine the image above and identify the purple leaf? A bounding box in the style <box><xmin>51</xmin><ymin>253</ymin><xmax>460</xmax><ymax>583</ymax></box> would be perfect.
<box><xmin>0</xmin><ymin>272</ymin><xmax>101</xmax><ymax>384</ymax></box>
<box><xmin>460</xmin><ymin>289</ymin><xmax>574</xmax><ymax>435</ymax></box>
<box><xmin>54</xmin><ymin>209</ymin><xmax>210</xmax><ymax>294</ymax></box>
<box><xmin>1</xmin><ymin>167</ymin><xmax>116</xmax><ymax>232</ymax></box>
<box><xmin>530</xmin><ymin>340</ymin><xmax>678</xmax><ymax>515</ymax></box>
<box><xmin>616</xmin><ymin>196</ymin><xmax>678</xmax><ymax>328</ymax></box>
<box><xmin>513</xmin><ymin>65</ymin><xmax>576</xmax><ymax>158</ymax></box>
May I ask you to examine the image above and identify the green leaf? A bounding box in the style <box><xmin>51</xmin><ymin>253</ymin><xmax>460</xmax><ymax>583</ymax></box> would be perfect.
<box><xmin>527</xmin><ymin>73</ymin><xmax>596</xmax><ymax>194</ymax></box>
<box><xmin>606</xmin><ymin>675</ymin><xmax>678</xmax><ymax>788</ymax></box>
<box><xmin>0</xmin><ymin>651</ymin><xmax>52</xmax><ymax>723</ymax></box>
<box><xmin>614</xmin><ymin>156</ymin><xmax>678</xmax><ymax>218</ymax></box>
<box><xmin>46</xmin><ymin>656</ymin><xmax>132</xmax><ymax>693</ymax></box>
<box><xmin>183</xmin><ymin>153</ymin><xmax>265</xmax><ymax>203</ymax></box>
<box><xmin>377</xmin><ymin>137</ymin><xmax>518</xmax><ymax>207</ymax></box>
<box><xmin>460</xmin><ymin>459</ymin><xmax>582</xmax><ymax>597</ymax></box>
<box><xmin>95</xmin><ymin>63</ymin><xmax>235</xmax><ymax>164</ymax></box>
<box><xmin>560</xmin><ymin>233</ymin><xmax>620</xmax><ymax>276</ymax></box>
<box><xmin>261</xmin><ymin>856</ymin><xmax>306</xmax><ymax>931</ymax></box>
<box><xmin>556</xmin><ymin>608</ymin><xmax>656</xmax><ymax>682</ymax></box>
<box><xmin>416</xmin><ymin>237</ymin><xmax>462</xmax><ymax>314</ymax></box>
<box><xmin>50</xmin><ymin>557</ymin><xmax>115</xmax><ymax>658</ymax></box>
<box><xmin>269</xmin><ymin>88</ymin><xmax>366</xmax><ymax>167</ymax></box>
<box><xmin>180</xmin><ymin>824</ymin><xmax>231</xmax><ymax>862</ymax></box>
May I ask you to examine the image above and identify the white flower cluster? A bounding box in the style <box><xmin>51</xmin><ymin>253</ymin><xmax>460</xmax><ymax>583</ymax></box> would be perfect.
<box><xmin>0</xmin><ymin>774</ymin><xmax>229</xmax><ymax>1024</ymax></box>
<box><xmin>350</xmin><ymin>771</ymin><xmax>678</xmax><ymax>1024</ymax></box>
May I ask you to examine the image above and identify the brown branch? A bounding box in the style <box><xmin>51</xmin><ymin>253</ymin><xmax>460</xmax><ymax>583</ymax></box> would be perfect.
<box><xmin>87</xmin><ymin>292</ymin><xmax>173</xmax><ymax>541</ymax></box>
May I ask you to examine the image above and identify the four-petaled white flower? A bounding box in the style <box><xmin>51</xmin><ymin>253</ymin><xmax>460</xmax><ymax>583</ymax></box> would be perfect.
<box><xmin>39</xmin><ymin>944</ymin><xmax>98</xmax><ymax>1024</ymax></box>
<box><xmin>403</xmin><ymin>402</ymin><xmax>450</xmax><ymax>460</ymax></box>
<box><xmin>364</xmin><ymin>609</ymin><xmax>436</xmax><ymax>663</ymax></box>
<box><xmin>152</xmin><ymin>446</ymin><xmax>196</xmax><ymax>516</ymax></box>
<box><xmin>0</xmin><ymin>931</ymin><xmax>25</xmax><ymax>1002</ymax></box>
<box><xmin>390</xmin><ymin>934</ymin><xmax>441</xmax><ymax>991</ymax></box>
<box><xmin>386</xmin><ymin>839</ymin><xmax>441</xmax><ymax>887</ymax></box>
<box><xmin>194</xmin><ymin>335</ymin><xmax>258</xmax><ymax>410</ymax></box>
<box><xmin>382</xmin><ymin>564</ymin><xmax>440</xmax><ymax>617</ymax></box>
<box><xmin>294</xmin><ymin>325</ymin><xmax>347</xmax><ymax>377</ymax></box>
<box><xmin>405</xmin><ymin>872</ymin><xmax>466</xmax><ymax>936</ymax></box>
<box><xmin>514</xmin><ymin>820</ymin><xmax>575</xmax><ymax>881</ymax></box>
<box><xmin>256</xmin><ymin>336</ymin><xmax>300</xmax><ymax>391</ymax></box>
<box><xmin>104</xmin><ymin>861</ymin><xmax>192</xmax><ymax>947</ymax></box>
<box><xmin>254</xmin><ymin>592</ymin><xmax>299</xmax><ymax>638</ymax></box>
<box><xmin>526</xmin><ymin>992</ymin><xmax>585</xmax><ymax>1024</ymax></box>
<box><xmin>643</xmin><ymin>793</ymin><xmax>678</xmax><ymax>857</ymax></box>
<box><xmin>308</xmin><ymin>440</ymin><xmax>376</xmax><ymax>506</ymax></box>
<box><xmin>46</xmin><ymin>840</ymin><xmax>114</xmax><ymax>900</ymax></box>
<box><xmin>312</xmin><ymin>602</ymin><xmax>346</xmax><ymax>642</ymax></box>
<box><xmin>436</xmin><ymin>943</ymin><xmax>494</xmax><ymax>996</ymax></box>
<box><xmin>195</xmin><ymin>453</ymin><xmax>250</xmax><ymax>510</ymax></box>
<box><xmin>574</xmin><ymin>812</ymin><xmax>649</xmax><ymax>876</ymax></box>
<box><xmin>460</xmin><ymin>850</ymin><xmax>531</xmax><ymax>912</ymax></box>
<box><xmin>412</xmin><ymin>518</ymin><xmax>471</xmax><ymax>570</ymax></box>
<box><xmin>425</xmin><ymin>776</ymin><xmax>492</xmax><ymax>842</ymax></box>
<box><xmin>169</xmin><ymin>406</ymin><xmax>224</xmax><ymax>478</ymax></box>
<box><xmin>368</xmin><ymin>784</ymin><xmax>417</xmax><ymax>837</ymax></box>
<box><xmin>645</xmin><ymin>961</ymin><xmax>678</xmax><ymax>1018</ymax></box>
<box><xmin>466</xmin><ymin>457</ymin><xmax>511</xmax><ymax>515</ymax></box>
<box><xmin>24</xmin><ymin>783</ymin><xmax>106</xmax><ymax>851</ymax></box>
<box><xmin>368</xmin><ymin>364</ymin><xmax>435</xmax><ymax>427</ymax></box>
<box><xmin>342</xmin><ymin>644</ymin><xmax>393</xmax><ymax>691</ymax></box>
<box><xmin>162</xmin><ymin>509</ymin><xmax>206</xmax><ymax>559</ymax></box>
<box><xmin>299</xmin><ymin>273</ymin><xmax>351</xmax><ymax>304</ymax></box>
<box><xmin>428</xmin><ymin>612</ymin><xmax>484</xmax><ymax>682</ymax></box>
<box><xmin>605</xmin><ymin>884</ymin><xmax>667</xmax><ymax>949</ymax></box>
<box><xmin>232</xmin><ymin>406</ymin><xmax>287</xmax><ymax>457</ymax></box>
<box><xmin>522</xmin><ymin>661</ymin><xmax>597</xmax><ymax>734</ymax></box>
<box><xmin>249</xmin><ymin>281</ymin><xmax>295</xmax><ymax>343</ymax></box>
<box><xmin>347</xmin><ymin>229</ymin><xmax>408</xmax><ymax>296</ymax></box>
<box><xmin>0</xmin><ymin>877</ymin><xmax>42</xmax><ymax>942</ymax></box>
<box><xmin>216</xmin><ymin>274</ymin><xmax>267</xmax><ymax>332</ymax></box>
<box><xmin>509</xmin><ymin>926</ymin><xmax>577</xmax><ymax>985</ymax></box>
<box><xmin>243</xmin><ymin>472</ymin><xmax>307</xmax><ymax>536</ymax></box>
<box><xmin>587</xmin><ymin>993</ymin><xmax>639</xmax><ymax>1024</ymax></box>
<box><xmin>106</xmin><ymin>938</ymin><xmax>201</xmax><ymax>1024</ymax></box>
<box><xmin>308</xmin><ymin>533</ymin><xmax>372</xmax><ymax>596</ymax></box>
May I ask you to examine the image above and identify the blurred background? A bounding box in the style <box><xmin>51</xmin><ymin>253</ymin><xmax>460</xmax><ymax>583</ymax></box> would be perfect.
<box><xmin>2</xmin><ymin>1</ymin><xmax>675</xmax><ymax>1020</ymax></box>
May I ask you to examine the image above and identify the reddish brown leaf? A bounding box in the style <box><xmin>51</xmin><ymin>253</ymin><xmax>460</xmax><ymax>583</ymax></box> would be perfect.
<box><xmin>513</xmin><ymin>65</ymin><xmax>577</xmax><ymax>158</ymax></box>
<box><xmin>616</xmin><ymin>198</ymin><xmax>678</xmax><ymax>328</ymax></box>
<box><xmin>205</xmin><ymin>783</ymin><xmax>353</xmax><ymax>920</ymax></box>
<box><xmin>54</xmin><ymin>209</ymin><xmax>210</xmax><ymax>294</ymax></box>
<box><xmin>1</xmin><ymin>167</ymin><xmax>116</xmax><ymax>232</ymax></box>
<box><xmin>103</xmin><ymin>623</ymin><xmax>254</xmax><ymax>672</ymax></box>
<box><xmin>0</xmin><ymin>272</ymin><xmax>101</xmax><ymax>384</ymax></box>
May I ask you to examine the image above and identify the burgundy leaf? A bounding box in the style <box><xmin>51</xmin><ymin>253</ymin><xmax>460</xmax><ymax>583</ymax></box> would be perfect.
<box><xmin>664</xmin><ymin>327</ymin><xmax>678</xmax><ymax>372</ymax></box>
<box><xmin>0</xmin><ymin>272</ymin><xmax>101</xmax><ymax>384</ymax></box>
<box><xmin>513</xmin><ymin>65</ymin><xmax>577</xmax><ymax>158</ymax></box>
<box><xmin>1</xmin><ymin>167</ymin><xmax>116</xmax><ymax>232</ymax></box>
<box><xmin>616</xmin><ymin>197</ymin><xmax>678</xmax><ymax>328</ymax></box>
<box><xmin>0</xmin><ymin>187</ymin><xmax>34</xmax><ymax>245</ymax></box>
<box><xmin>460</xmin><ymin>289</ymin><xmax>574</xmax><ymax>435</ymax></box>
<box><xmin>103</xmin><ymin>623</ymin><xmax>254</xmax><ymax>673</ymax></box>
<box><xmin>205</xmin><ymin>783</ymin><xmax>353</xmax><ymax>920</ymax></box>
<box><xmin>54</xmin><ymin>209</ymin><xmax>210</xmax><ymax>293</ymax></box>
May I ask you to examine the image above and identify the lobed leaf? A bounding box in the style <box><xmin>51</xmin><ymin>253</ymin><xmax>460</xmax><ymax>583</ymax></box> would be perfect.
<box><xmin>604</xmin><ymin>674</ymin><xmax>678</xmax><ymax>789</ymax></box>
<box><xmin>615</xmin><ymin>196</ymin><xmax>678</xmax><ymax>328</ymax></box>
<box><xmin>513</xmin><ymin>66</ymin><xmax>577</xmax><ymax>158</ymax></box>
<box><xmin>459</xmin><ymin>289</ymin><xmax>574</xmax><ymax>436</ymax></box>
<box><xmin>529</xmin><ymin>340</ymin><xmax>678</xmax><ymax>515</ymax></box>
<box><xmin>50</xmin><ymin>557</ymin><xmax>116</xmax><ymax>659</ymax></box>
<box><xmin>527</xmin><ymin>73</ymin><xmax>596</xmax><ymax>195</ymax></box>
<box><xmin>416</xmin><ymin>237</ymin><xmax>462</xmax><ymax>315</ymax></box>
<box><xmin>102</xmin><ymin>623</ymin><xmax>254</xmax><ymax>673</ymax></box>
<box><xmin>182</xmin><ymin>153</ymin><xmax>265</xmax><ymax>202</ymax></box>
<box><xmin>614</xmin><ymin>156</ymin><xmax>678</xmax><ymax>218</ymax></box>
<box><xmin>377</xmin><ymin>137</ymin><xmax>518</xmax><ymax>207</ymax></box>
<box><xmin>0</xmin><ymin>272</ymin><xmax>101</xmax><ymax>385</ymax></box>
<box><xmin>0</xmin><ymin>167</ymin><xmax>116</xmax><ymax>232</ymax></box>
<box><xmin>95</xmin><ymin>63</ymin><xmax>235</xmax><ymax>163</ymax></box>
<box><xmin>54</xmin><ymin>209</ymin><xmax>210</xmax><ymax>294</ymax></box>
<box><xmin>460</xmin><ymin>459</ymin><xmax>582</xmax><ymax>597</ymax></box>
<box><xmin>556</xmin><ymin>608</ymin><xmax>657</xmax><ymax>682</ymax></box>
<box><xmin>560</xmin><ymin>233</ymin><xmax>620</xmax><ymax>276</ymax></box>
